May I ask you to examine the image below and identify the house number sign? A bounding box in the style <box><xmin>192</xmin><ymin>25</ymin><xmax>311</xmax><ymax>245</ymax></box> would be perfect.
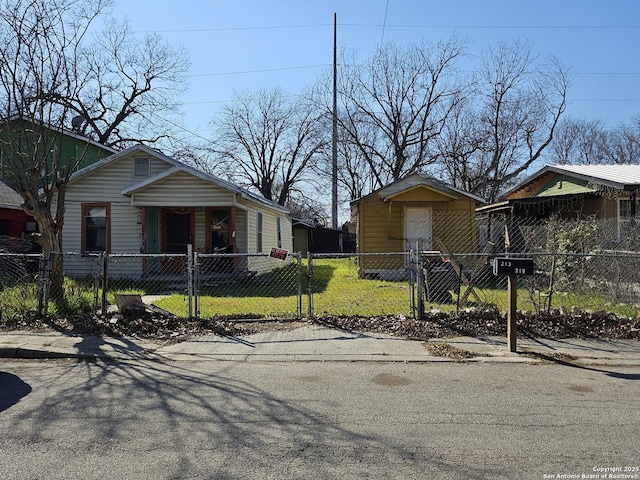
<box><xmin>492</xmin><ymin>257</ymin><xmax>534</xmax><ymax>276</ymax></box>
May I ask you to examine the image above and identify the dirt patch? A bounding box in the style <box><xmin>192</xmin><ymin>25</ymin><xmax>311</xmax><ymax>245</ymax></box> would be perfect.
<box><xmin>425</xmin><ymin>341</ymin><xmax>481</xmax><ymax>360</ymax></box>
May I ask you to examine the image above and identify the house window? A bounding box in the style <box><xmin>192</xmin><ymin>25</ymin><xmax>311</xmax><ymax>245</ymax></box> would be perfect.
<box><xmin>276</xmin><ymin>217</ymin><xmax>282</xmax><ymax>248</ymax></box>
<box><xmin>133</xmin><ymin>157</ymin><xmax>150</xmax><ymax>178</ymax></box>
<box><xmin>256</xmin><ymin>211</ymin><xmax>263</xmax><ymax>253</ymax></box>
<box><xmin>82</xmin><ymin>203</ymin><xmax>110</xmax><ymax>252</ymax></box>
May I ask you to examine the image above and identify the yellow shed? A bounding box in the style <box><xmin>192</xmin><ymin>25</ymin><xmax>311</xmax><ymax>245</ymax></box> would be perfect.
<box><xmin>351</xmin><ymin>174</ymin><xmax>485</xmax><ymax>276</ymax></box>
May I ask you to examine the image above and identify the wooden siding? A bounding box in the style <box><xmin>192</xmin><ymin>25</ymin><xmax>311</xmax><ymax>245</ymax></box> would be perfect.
<box><xmin>235</xmin><ymin>209</ymin><xmax>248</xmax><ymax>253</ymax></box>
<box><xmin>194</xmin><ymin>209</ymin><xmax>206</xmax><ymax>251</ymax></box>
<box><xmin>244</xmin><ymin>205</ymin><xmax>293</xmax><ymax>274</ymax></box>
<box><xmin>356</xmin><ymin>188</ymin><xmax>479</xmax><ymax>273</ymax></box>
<box><xmin>386</xmin><ymin>185</ymin><xmax>456</xmax><ymax>203</ymax></box>
<box><xmin>63</xmin><ymin>200</ymin><xmax>141</xmax><ymax>254</ymax></box>
<box><xmin>357</xmin><ymin>195</ymin><xmax>478</xmax><ymax>253</ymax></box>
<box><xmin>505</xmin><ymin>171</ymin><xmax>556</xmax><ymax>199</ymax></box>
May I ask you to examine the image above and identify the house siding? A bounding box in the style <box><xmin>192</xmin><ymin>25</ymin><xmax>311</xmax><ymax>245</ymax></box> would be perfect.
<box><xmin>131</xmin><ymin>171</ymin><xmax>235</xmax><ymax>207</ymax></box>
<box><xmin>355</xmin><ymin>181</ymin><xmax>479</xmax><ymax>275</ymax></box>
<box><xmin>357</xmin><ymin>192</ymin><xmax>478</xmax><ymax>254</ymax></box>
<box><xmin>61</xmin><ymin>146</ymin><xmax>291</xmax><ymax>278</ymax></box>
<box><xmin>243</xmin><ymin>204</ymin><xmax>293</xmax><ymax>273</ymax></box>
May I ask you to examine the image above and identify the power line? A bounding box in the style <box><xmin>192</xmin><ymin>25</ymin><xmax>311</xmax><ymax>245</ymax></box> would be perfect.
<box><xmin>139</xmin><ymin>23</ymin><xmax>332</xmax><ymax>33</ymax></box>
<box><xmin>341</xmin><ymin>23</ymin><xmax>640</xmax><ymax>30</ymax></box>
<box><xmin>380</xmin><ymin>0</ymin><xmax>390</xmax><ymax>45</ymax></box>
<box><xmin>137</xmin><ymin>22</ymin><xmax>640</xmax><ymax>36</ymax></box>
<box><xmin>191</xmin><ymin>64</ymin><xmax>330</xmax><ymax>78</ymax></box>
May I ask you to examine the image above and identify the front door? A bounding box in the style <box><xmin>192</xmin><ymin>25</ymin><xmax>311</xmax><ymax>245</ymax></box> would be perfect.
<box><xmin>405</xmin><ymin>207</ymin><xmax>432</xmax><ymax>251</ymax></box>
<box><xmin>162</xmin><ymin>208</ymin><xmax>193</xmax><ymax>273</ymax></box>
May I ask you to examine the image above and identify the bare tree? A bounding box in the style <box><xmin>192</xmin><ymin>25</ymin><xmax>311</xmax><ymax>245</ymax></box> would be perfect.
<box><xmin>476</xmin><ymin>41</ymin><xmax>569</xmax><ymax>201</ymax></box>
<box><xmin>65</xmin><ymin>18</ymin><xmax>189</xmax><ymax>149</ymax></box>
<box><xmin>0</xmin><ymin>0</ymin><xmax>108</xmax><ymax>299</ymax></box>
<box><xmin>336</xmin><ymin>39</ymin><xmax>467</xmax><ymax>189</ymax></box>
<box><xmin>209</xmin><ymin>88</ymin><xmax>327</xmax><ymax>206</ymax></box>
<box><xmin>437</xmin><ymin>40</ymin><xmax>570</xmax><ymax>202</ymax></box>
<box><xmin>433</xmin><ymin>96</ymin><xmax>485</xmax><ymax>193</ymax></box>
<box><xmin>550</xmin><ymin>117</ymin><xmax>609</xmax><ymax>165</ymax></box>
<box><xmin>0</xmin><ymin>0</ymin><xmax>188</xmax><ymax>299</ymax></box>
<box><xmin>607</xmin><ymin>117</ymin><xmax>640</xmax><ymax>164</ymax></box>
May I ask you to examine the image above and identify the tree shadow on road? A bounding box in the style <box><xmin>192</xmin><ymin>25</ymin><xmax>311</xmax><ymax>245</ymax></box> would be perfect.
<box><xmin>0</xmin><ymin>372</ymin><xmax>31</xmax><ymax>412</ymax></box>
<box><xmin>527</xmin><ymin>353</ymin><xmax>640</xmax><ymax>380</ymax></box>
<box><xmin>0</xmin><ymin>359</ymin><xmax>508</xmax><ymax>479</ymax></box>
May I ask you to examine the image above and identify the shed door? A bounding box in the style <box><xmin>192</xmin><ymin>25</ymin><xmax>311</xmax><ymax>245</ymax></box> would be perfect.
<box><xmin>405</xmin><ymin>207</ymin><xmax>432</xmax><ymax>251</ymax></box>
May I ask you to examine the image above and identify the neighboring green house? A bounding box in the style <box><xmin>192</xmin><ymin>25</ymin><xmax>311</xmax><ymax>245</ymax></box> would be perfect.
<box><xmin>0</xmin><ymin>116</ymin><xmax>116</xmax><ymax>184</ymax></box>
<box><xmin>0</xmin><ymin>117</ymin><xmax>116</xmax><ymax>241</ymax></box>
<box><xmin>477</xmin><ymin>164</ymin><xmax>640</xmax><ymax>250</ymax></box>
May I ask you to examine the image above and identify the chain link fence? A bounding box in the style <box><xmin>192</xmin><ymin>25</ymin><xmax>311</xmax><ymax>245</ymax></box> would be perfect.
<box><xmin>2</xmin><ymin>215</ymin><xmax>640</xmax><ymax>323</ymax></box>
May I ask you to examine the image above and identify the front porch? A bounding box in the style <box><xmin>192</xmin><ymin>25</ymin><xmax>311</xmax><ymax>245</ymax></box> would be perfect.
<box><xmin>139</xmin><ymin>206</ymin><xmax>243</xmax><ymax>275</ymax></box>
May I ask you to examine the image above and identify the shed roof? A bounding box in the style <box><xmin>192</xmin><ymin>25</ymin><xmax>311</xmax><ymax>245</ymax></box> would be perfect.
<box><xmin>353</xmin><ymin>173</ymin><xmax>486</xmax><ymax>204</ymax></box>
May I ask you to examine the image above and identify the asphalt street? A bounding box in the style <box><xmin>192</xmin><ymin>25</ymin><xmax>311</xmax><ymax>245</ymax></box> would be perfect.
<box><xmin>1</xmin><ymin>359</ymin><xmax>639</xmax><ymax>480</ymax></box>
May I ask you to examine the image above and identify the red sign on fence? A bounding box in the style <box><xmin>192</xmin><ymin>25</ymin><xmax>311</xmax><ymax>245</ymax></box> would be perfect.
<box><xmin>269</xmin><ymin>247</ymin><xmax>288</xmax><ymax>260</ymax></box>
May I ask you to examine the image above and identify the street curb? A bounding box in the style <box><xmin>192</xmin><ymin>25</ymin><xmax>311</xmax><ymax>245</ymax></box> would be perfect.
<box><xmin>0</xmin><ymin>346</ymin><xmax>79</xmax><ymax>360</ymax></box>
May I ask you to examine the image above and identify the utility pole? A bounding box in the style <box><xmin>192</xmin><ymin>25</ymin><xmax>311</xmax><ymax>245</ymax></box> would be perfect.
<box><xmin>331</xmin><ymin>12</ymin><xmax>338</xmax><ymax>230</ymax></box>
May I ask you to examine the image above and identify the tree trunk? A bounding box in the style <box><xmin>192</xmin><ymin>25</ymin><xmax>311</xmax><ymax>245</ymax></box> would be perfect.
<box><xmin>30</xmin><ymin>211</ymin><xmax>65</xmax><ymax>302</ymax></box>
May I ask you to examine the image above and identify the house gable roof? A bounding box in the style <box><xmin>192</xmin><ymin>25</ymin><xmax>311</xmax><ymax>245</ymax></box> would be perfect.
<box><xmin>502</xmin><ymin>164</ymin><xmax>640</xmax><ymax>200</ymax></box>
<box><xmin>71</xmin><ymin>144</ymin><xmax>289</xmax><ymax>213</ymax></box>
<box><xmin>69</xmin><ymin>144</ymin><xmax>180</xmax><ymax>181</ymax></box>
<box><xmin>353</xmin><ymin>173</ymin><xmax>486</xmax><ymax>204</ymax></box>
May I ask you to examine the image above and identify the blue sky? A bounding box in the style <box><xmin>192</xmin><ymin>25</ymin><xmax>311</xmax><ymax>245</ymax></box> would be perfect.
<box><xmin>108</xmin><ymin>0</ymin><xmax>640</xmax><ymax>142</ymax></box>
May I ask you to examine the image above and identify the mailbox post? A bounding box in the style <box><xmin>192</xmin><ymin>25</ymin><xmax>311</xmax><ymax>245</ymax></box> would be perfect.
<box><xmin>493</xmin><ymin>257</ymin><xmax>534</xmax><ymax>352</ymax></box>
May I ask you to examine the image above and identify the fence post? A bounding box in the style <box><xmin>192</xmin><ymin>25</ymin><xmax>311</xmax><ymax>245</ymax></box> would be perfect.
<box><xmin>416</xmin><ymin>241</ymin><xmax>425</xmax><ymax>319</ymax></box>
<box><xmin>37</xmin><ymin>251</ymin><xmax>50</xmax><ymax>316</ymax></box>
<box><xmin>307</xmin><ymin>252</ymin><xmax>313</xmax><ymax>318</ymax></box>
<box><xmin>101</xmin><ymin>253</ymin><xmax>108</xmax><ymax>314</ymax></box>
<box><xmin>547</xmin><ymin>253</ymin><xmax>557</xmax><ymax>314</ymax></box>
<box><xmin>194</xmin><ymin>251</ymin><xmax>200</xmax><ymax>319</ymax></box>
<box><xmin>187</xmin><ymin>244</ymin><xmax>193</xmax><ymax>319</ymax></box>
<box><xmin>93</xmin><ymin>253</ymin><xmax>102</xmax><ymax>312</ymax></box>
<box><xmin>296</xmin><ymin>252</ymin><xmax>303</xmax><ymax>319</ymax></box>
<box><xmin>409</xmin><ymin>249</ymin><xmax>416</xmax><ymax>318</ymax></box>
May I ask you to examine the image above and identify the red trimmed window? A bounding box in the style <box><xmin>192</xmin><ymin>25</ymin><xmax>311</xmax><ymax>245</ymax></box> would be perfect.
<box><xmin>82</xmin><ymin>203</ymin><xmax>110</xmax><ymax>253</ymax></box>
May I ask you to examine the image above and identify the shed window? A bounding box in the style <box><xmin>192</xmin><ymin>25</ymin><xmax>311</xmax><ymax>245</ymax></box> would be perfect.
<box><xmin>618</xmin><ymin>196</ymin><xmax>639</xmax><ymax>241</ymax></box>
<box><xmin>619</xmin><ymin>197</ymin><xmax>638</xmax><ymax>219</ymax></box>
<box><xmin>133</xmin><ymin>157</ymin><xmax>150</xmax><ymax>178</ymax></box>
<box><xmin>82</xmin><ymin>203</ymin><xmax>110</xmax><ymax>253</ymax></box>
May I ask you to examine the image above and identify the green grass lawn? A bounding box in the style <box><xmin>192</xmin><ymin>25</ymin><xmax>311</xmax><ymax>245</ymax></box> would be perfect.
<box><xmin>2</xmin><ymin>257</ymin><xmax>638</xmax><ymax>322</ymax></box>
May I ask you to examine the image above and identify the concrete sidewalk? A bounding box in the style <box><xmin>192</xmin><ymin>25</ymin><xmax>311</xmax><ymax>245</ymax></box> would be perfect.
<box><xmin>1</xmin><ymin>324</ymin><xmax>639</xmax><ymax>365</ymax></box>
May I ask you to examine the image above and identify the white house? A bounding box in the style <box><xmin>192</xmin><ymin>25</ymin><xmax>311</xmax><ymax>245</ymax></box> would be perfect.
<box><xmin>61</xmin><ymin>144</ymin><xmax>292</xmax><ymax>277</ymax></box>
